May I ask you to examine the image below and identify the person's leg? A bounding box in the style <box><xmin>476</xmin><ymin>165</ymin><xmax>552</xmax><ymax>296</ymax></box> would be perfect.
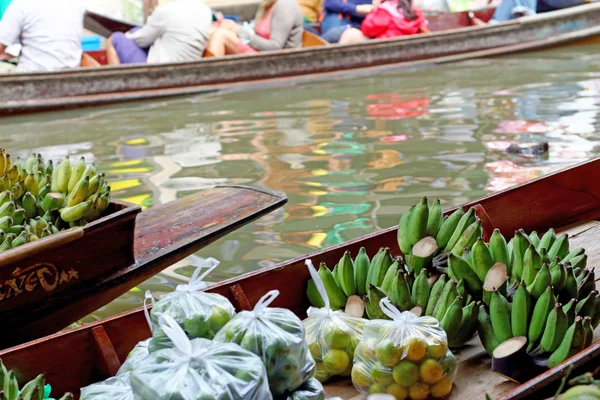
<box><xmin>206</xmin><ymin>28</ymin><xmax>240</xmax><ymax>57</ymax></box>
<box><xmin>339</xmin><ymin>28</ymin><xmax>369</xmax><ymax>44</ymax></box>
<box><xmin>107</xmin><ymin>30</ymin><xmax>148</xmax><ymax>65</ymax></box>
<box><xmin>322</xmin><ymin>26</ymin><xmax>348</xmax><ymax>43</ymax></box>
<box><xmin>490</xmin><ymin>0</ymin><xmax>517</xmax><ymax>21</ymax></box>
<box><xmin>106</xmin><ymin>36</ymin><xmax>121</xmax><ymax>65</ymax></box>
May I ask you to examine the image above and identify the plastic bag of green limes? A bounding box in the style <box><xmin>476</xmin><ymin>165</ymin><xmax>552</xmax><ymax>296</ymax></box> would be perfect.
<box><xmin>283</xmin><ymin>378</ymin><xmax>325</xmax><ymax>400</ymax></box>
<box><xmin>148</xmin><ymin>258</ymin><xmax>235</xmax><ymax>351</ymax></box>
<box><xmin>130</xmin><ymin>315</ymin><xmax>272</xmax><ymax>400</ymax></box>
<box><xmin>352</xmin><ymin>298</ymin><xmax>457</xmax><ymax>400</ymax></box>
<box><xmin>80</xmin><ymin>372</ymin><xmax>133</xmax><ymax>400</ymax></box>
<box><xmin>303</xmin><ymin>260</ymin><xmax>366</xmax><ymax>384</ymax></box>
<box><xmin>214</xmin><ymin>290</ymin><xmax>316</xmax><ymax>397</ymax></box>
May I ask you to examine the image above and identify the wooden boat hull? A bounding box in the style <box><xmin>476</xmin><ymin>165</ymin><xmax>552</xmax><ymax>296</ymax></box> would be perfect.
<box><xmin>0</xmin><ymin>158</ymin><xmax>598</xmax><ymax>399</ymax></box>
<box><xmin>2</xmin><ymin>4</ymin><xmax>600</xmax><ymax>115</ymax></box>
<box><xmin>0</xmin><ymin>185</ymin><xmax>287</xmax><ymax>348</ymax></box>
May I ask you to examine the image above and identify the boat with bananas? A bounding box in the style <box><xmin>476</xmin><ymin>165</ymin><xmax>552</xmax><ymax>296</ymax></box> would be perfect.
<box><xmin>0</xmin><ymin>157</ymin><xmax>598</xmax><ymax>399</ymax></box>
<box><xmin>3</xmin><ymin>3</ymin><xmax>600</xmax><ymax>115</ymax></box>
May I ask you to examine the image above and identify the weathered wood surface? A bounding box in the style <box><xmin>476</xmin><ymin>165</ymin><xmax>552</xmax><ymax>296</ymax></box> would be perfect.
<box><xmin>2</xmin><ymin>5</ymin><xmax>600</xmax><ymax>114</ymax></box>
<box><xmin>0</xmin><ymin>185</ymin><xmax>287</xmax><ymax>348</ymax></box>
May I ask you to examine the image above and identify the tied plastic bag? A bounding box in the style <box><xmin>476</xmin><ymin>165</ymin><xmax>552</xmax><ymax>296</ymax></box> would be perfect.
<box><xmin>81</xmin><ymin>372</ymin><xmax>133</xmax><ymax>400</ymax></box>
<box><xmin>215</xmin><ymin>290</ymin><xmax>315</xmax><ymax>397</ymax></box>
<box><xmin>131</xmin><ymin>315</ymin><xmax>272</xmax><ymax>400</ymax></box>
<box><xmin>118</xmin><ymin>292</ymin><xmax>155</xmax><ymax>375</ymax></box>
<box><xmin>352</xmin><ymin>298</ymin><xmax>457</xmax><ymax>400</ymax></box>
<box><xmin>149</xmin><ymin>258</ymin><xmax>235</xmax><ymax>351</ymax></box>
<box><xmin>303</xmin><ymin>260</ymin><xmax>366</xmax><ymax>384</ymax></box>
<box><xmin>284</xmin><ymin>378</ymin><xmax>325</xmax><ymax>400</ymax></box>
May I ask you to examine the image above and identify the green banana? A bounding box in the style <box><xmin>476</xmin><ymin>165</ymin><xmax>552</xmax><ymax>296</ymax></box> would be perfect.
<box><xmin>550</xmin><ymin>263</ymin><xmax>567</xmax><ymax>293</ymax></box>
<box><xmin>354</xmin><ymin>247</ymin><xmax>370</xmax><ymax>297</ymax></box>
<box><xmin>25</xmin><ymin>153</ymin><xmax>36</xmax><ymax>171</ymax></box>
<box><xmin>582</xmin><ymin>316</ymin><xmax>593</xmax><ymax>348</ymax></box>
<box><xmin>548</xmin><ymin>233</ymin><xmax>569</xmax><ymax>260</ymax></box>
<box><xmin>477</xmin><ymin>305</ymin><xmax>501</xmax><ymax>355</ymax></box>
<box><xmin>426</xmin><ymin>198</ymin><xmax>443</xmax><ymax>238</ymax></box>
<box><xmin>528</xmin><ymin>286</ymin><xmax>556</xmax><ymax>350</ymax></box>
<box><xmin>390</xmin><ymin>271</ymin><xmax>413</xmax><ymax>311</ymax></box>
<box><xmin>471</xmin><ymin>236</ymin><xmax>494</xmax><ymax>282</ymax></box>
<box><xmin>447</xmin><ymin>253</ymin><xmax>482</xmax><ymax>296</ymax></box>
<box><xmin>522</xmin><ymin>244</ymin><xmax>542</xmax><ymax>286</ymax></box>
<box><xmin>433</xmin><ymin>278</ymin><xmax>457</xmax><ymax>322</ymax></box>
<box><xmin>0</xmin><ymin>190</ymin><xmax>12</xmax><ymax>207</ymax></box>
<box><xmin>0</xmin><ymin>234</ymin><xmax>15</xmax><ymax>251</ymax></box>
<box><xmin>539</xmin><ymin>247</ymin><xmax>551</xmax><ymax>266</ymax></box>
<box><xmin>0</xmin><ymin>201</ymin><xmax>15</xmax><ymax>218</ymax></box>
<box><xmin>548</xmin><ymin>316</ymin><xmax>585</xmax><ymax>368</ymax></box>
<box><xmin>380</xmin><ymin>258</ymin><xmax>400</xmax><ymax>295</ymax></box>
<box><xmin>22</xmin><ymin>191</ymin><xmax>37</xmax><ymax>220</ymax></box>
<box><xmin>440</xmin><ymin>295</ymin><xmax>463</xmax><ymax>342</ymax></box>
<box><xmin>336</xmin><ymin>251</ymin><xmax>356</xmax><ymax>296</ymax></box>
<box><xmin>38</xmin><ymin>183</ymin><xmax>51</xmax><ymax>200</ymax></box>
<box><xmin>60</xmin><ymin>200</ymin><xmax>93</xmax><ymax>223</ymax></box>
<box><xmin>368</xmin><ymin>247</ymin><xmax>393</xmax><ymax>287</ymax></box>
<box><xmin>411</xmin><ymin>268</ymin><xmax>430</xmax><ymax>310</ymax></box>
<box><xmin>397</xmin><ymin>207</ymin><xmax>414</xmax><ymax>255</ymax></box>
<box><xmin>511</xmin><ymin>281</ymin><xmax>530</xmax><ymax>337</ymax></box>
<box><xmin>563</xmin><ymin>247</ymin><xmax>584</xmax><ymax>263</ymax></box>
<box><xmin>366</xmin><ymin>248</ymin><xmax>384</xmax><ymax>294</ymax></box>
<box><xmin>406</xmin><ymin>197</ymin><xmax>429</xmax><ymax>248</ymax></box>
<box><xmin>9</xmin><ymin>181</ymin><xmax>24</xmax><ymax>199</ymax></box>
<box><xmin>450</xmin><ymin>218</ymin><xmax>482</xmax><ymax>256</ymax></box>
<box><xmin>540</xmin><ymin>302</ymin><xmax>568</xmax><ymax>353</ymax></box>
<box><xmin>569</xmin><ymin>254</ymin><xmax>587</xmax><ymax>272</ymax></box>
<box><xmin>66</xmin><ymin>175</ymin><xmax>90</xmax><ymax>207</ymax></box>
<box><xmin>41</xmin><ymin>192</ymin><xmax>65</xmax><ymax>213</ymax></box>
<box><xmin>24</xmin><ymin>172</ymin><xmax>39</xmax><ymax>196</ymax></box>
<box><xmin>564</xmin><ymin>264</ymin><xmax>579</xmax><ymax>300</ymax></box>
<box><xmin>83</xmin><ymin>163</ymin><xmax>97</xmax><ymax>179</ymax></box>
<box><xmin>444</xmin><ymin>207</ymin><xmax>475</xmax><ymax>253</ymax></box>
<box><xmin>366</xmin><ymin>284</ymin><xmax>390</xmax><ymax>320</ymax></box>
<box><xmin>448</xmin><ymin>300</ymin><xmax>478</xmax><ymax>347</ymax></box>
<box><xmin>462</xmin><ymin>246</ymin><xmax>473</xmax><ymax>267</ymax></box>
<box><xmin>3</xmin><ymin>370</ymin><xmax>18</xmax><ymax>400</ymax></box>
<box><xmin>88</xmin><ymin>172</ymin><xmax>104</xmax><ymax>195</ymax></box>
<box><xmin>489</xmin><ymin>288</ymin><xmax>512</xmax><ymax>342</ymax></box>
<box><xmin>20</xmin><ymin>374</ymin><xmax>45</xmax><ymax>400</ymax></box>
<box><xmin>50</xmin><ymin>160</ymin><xmax>61</xmax><ymax>192</ymax></box>
<box><xmin>527</xmin><ymin>263</ymin><xmax>552</xmax><ymax>299</ymax></box>
<box><xmin>0</xmin><ymin>216</ymin><xmax>12</xmax><ymax>232</ymax></box>
<box><xmin>56</xmin><ymin>156</ymin><xmax>71</xmax><ymax>194</ymax></box>
<box><xmin>578</xmin><ymin>269</ymin><xmax>595</xmax><ymax>299</ymax></box>
<box><xmin>563</xmin><ymin>298</ymin><xmax>577</xmax><ymax>327</ymax></box>
<box><xmin>425</xmin><ymin>274</ymin><xmax>447</xmax><ymax>316</ymax></box>
<box><xmin>45</xmin><ymin>159</ymin><xmax>54</xmax><ymax>176</ymax></box>
<box><xmin>537</xmin><ymin>228</ymin><xmax>556</xmax><ymax>252</ymax></box>
<box><xmin>489</xmin><ymin>229</ymin><xmax>510</xmax><ymax>275</ymax></box>
<box><xmin>436</xmin><ymin>206</ymin><xmax>464</xmax><ymax>250</ymax></box>
<box><xmin>6</xmin><ymin>165</ymin><xmax>18</xmax><ymax>185</ymax></box>
<box><xmin>575</xmin><ymin>290</ymin><xmax>597</xmax><ymax>319</ymax></box>
<box><xmin>528</xmin><ymin>231</ymin><xmax>540</xmax><ymax>248</ymax></box>
<box><xmin>7</xmin><ymin>225</ymin><xmax>24</xmax><ymax>235</ymax></box>
<box><xmin>511</xmin><ymin>229</ymin><xmax>532</xmax><ymax>285</ymax></box>
<box><xmin>68</xmin><ymin>156</ymin><xmax>87</xmax><ymax>192</ymax></box>
<box><xmin>317</xmin><ymin>262</ymin><xmax>347</xmax><ymax>309</ymax></box>
<box><xmin>306</xmin><ymin>279</ymin><xmax>325</xmax><ymax>308</ymax></box>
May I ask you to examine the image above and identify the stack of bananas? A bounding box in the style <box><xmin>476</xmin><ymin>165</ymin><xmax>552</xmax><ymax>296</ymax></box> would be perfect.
<box><xmin>305</xmin><ymin>247</ymin><xmax>479</xmax><ymax>348</ymax></box>
<box><xmin>0</xmin><ymin>149</ymin><xmax>111</xmax><ymax>253</ymax></box>
<box><xmin>0</xmin><ymin>359</ymin><xmax>73</xmax><ymax>400</ymax></box>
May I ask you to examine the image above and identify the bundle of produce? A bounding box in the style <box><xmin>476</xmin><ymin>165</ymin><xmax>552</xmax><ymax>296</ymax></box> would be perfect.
<box><xmin>214</xmin><ymin>290</ymin><xmax>315</xmax><ymax>397</ymax></box>
<box><xmin>130</xmin><ymin>315</ymin><xmax>272</xmax><ymax>400</ymax></box>
<box><xmin>303</xmin><ymin>260</ymin><xmax>366</xmax><ymax>384</ymax></box>
<box><xmin>352</xmin><ymin>298</ymin><xmax>457</xmax><ymax>400</ymax></box>
<box><xmin>148</xmin><ymin>258</ymin><xmax>235</xmax><ymax>351</ymax></box>
<box><xmin>556</xmin><ymin>369</ymin><xmax>600</xmax><ymax>400</ymax></box>
<box><xmin>0</xmin><ymin>360</ymin><xmax>72</xmax><ymax>400</ymax></box>
<box><xmin>281</xmin><ymin>378</ymin><xmax>325</xmax><ymax>400</ymax></box>
<box><xmin>397</xmin><ymin>198</ymin><xmax>482</xmax><ymax>272</ymax></box>
<box><xmin>80</xmin><ymin>372</ymin><xmax>133</xmax><ymax>400</ymax></box>
<box><xmin>0</xmin><ymin>149</ymin><xmax>111</xmax><ymax>252</ymax></box>
<box><xmin>306</xmin><ymin>249</ymin><xmax>479</xmax><ymax>348</ymax></box>
<box><xmin>117</xmin><ymin>339</ymin><xmax>150</xmax><ymax>375</ymax></box>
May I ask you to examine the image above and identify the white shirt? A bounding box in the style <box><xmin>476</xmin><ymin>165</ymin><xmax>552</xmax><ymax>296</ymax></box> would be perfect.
<box><xmin>129</xmin><ymin>0</ymin><xmax>212</xmax><ymax>64</ymax></box>
<box><xmin>0</xmin><ymin>0</ymin><xmax>83</xmax><ymax>72</ymax></box>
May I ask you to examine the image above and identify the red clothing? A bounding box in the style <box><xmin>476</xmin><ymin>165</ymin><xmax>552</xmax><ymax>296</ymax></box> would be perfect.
<box><xmin>361</xmin><ymin>1</ymin><xmax>427</xmax><ymax>39</ymax></box>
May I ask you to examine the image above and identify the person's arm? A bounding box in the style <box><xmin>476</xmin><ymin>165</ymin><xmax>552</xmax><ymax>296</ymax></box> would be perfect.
<box><xmin>128</xmin><ymin>6</ymin><xmax>167</xmax><ymax>48</ymax></box>
<box><xmin>240</xmin><ymin>0</ymin><xmax>299</xmax><ymax>51</ymax></box>
<box><xmin>360</xmin><ymin>8</ymin><xmax>389</xmax><ymax>37</ymax></box>
<box><xmin>0</xmin><ymin>43</ymin><xmax>9</xmax><ymax>61</ymax></box>
<box><xmin>324</xmin><ymin>0</ymin><xmax>367</xmax><ymax>17</ymax></box>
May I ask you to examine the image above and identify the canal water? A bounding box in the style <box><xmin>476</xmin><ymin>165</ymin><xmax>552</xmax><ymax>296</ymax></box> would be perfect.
<box><xmin>1</xmin><ymin>45</ymin><xmax>599</xmax><ymax>323</ymax></box>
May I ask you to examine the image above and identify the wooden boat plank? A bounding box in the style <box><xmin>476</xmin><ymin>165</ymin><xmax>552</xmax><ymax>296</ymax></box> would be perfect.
<box><xmin>0</xmin><ymin>185</ymin><xmax>287</xmax><ymax>348</ymax></box>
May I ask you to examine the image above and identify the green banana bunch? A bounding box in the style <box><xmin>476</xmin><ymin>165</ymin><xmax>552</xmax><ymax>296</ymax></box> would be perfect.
<box><xmin>0</xmin><ymin>150</ymin><xmax>112</xmax><ymax>254</ymax></box>
<box><xmin>0</xmin><ymin>358</ymin><xmax>73</xmax><ymax>400</ymax></box>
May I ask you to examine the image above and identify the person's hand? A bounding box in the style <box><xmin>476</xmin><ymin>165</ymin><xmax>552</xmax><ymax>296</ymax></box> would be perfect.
<box><xmin>221</xmin><ymin>18</ymin><xmax>240</xmax><ymax>33</ymax></box>
<box><xmin>356</xmin><ymin>4</ymin><xmax>375</xmax><ymax>14</ymax></box>
<box><xmin>0</xmin><ymin>53</ymin><xmax>12</xmax><ymax>62</ymax></box>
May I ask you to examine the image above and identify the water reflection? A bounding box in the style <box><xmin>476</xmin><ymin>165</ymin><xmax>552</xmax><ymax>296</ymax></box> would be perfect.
<box><xmin>1</xmin><ymin>46</ymin><xmax>599</xmax><ymax>323</ymax></box>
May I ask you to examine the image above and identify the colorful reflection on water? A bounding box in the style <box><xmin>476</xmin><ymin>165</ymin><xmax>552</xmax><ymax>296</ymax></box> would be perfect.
<box><xmin>1</xmin><ymin>46</ymin><xmax>599</xmax><ymax>323</ymax></box>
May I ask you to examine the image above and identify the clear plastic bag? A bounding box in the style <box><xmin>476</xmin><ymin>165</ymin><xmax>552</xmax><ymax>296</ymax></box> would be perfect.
<box><xmin>130</xmin><ymin>315</ymin><xmax>272</xmax><ymax>400</ymax></box>
<box><xmin>215</xmin><ymin>290</ymin><xmax>315</xmax><ymax>397</ymax></box>
<box><xmin>352</xmin><ymin>298</ymin><xmax>457</xmax><ymax>400</ymax></box>
<box><xmin>81</xmin><ymin>372</ymin><xmax>133</xmax><ymax>400</ymax></box>
<box><xmin>149</xmin><ymin>258</ymin><xmax>235</xmax><ymax>351</ymax></box>
<box><xmin>284</xmin><ymin>378</ymin><xmax>325</xmax><ymax>400</ymax></box>
<box><xmin>117</xmin><ymin>338</ymin><xmax>150</xmax><ymax>375</ymax></box>
<box><xmin>303</xmin><ymin>260</ymin><xmax>366</xmax><ymax>384</ymax></box>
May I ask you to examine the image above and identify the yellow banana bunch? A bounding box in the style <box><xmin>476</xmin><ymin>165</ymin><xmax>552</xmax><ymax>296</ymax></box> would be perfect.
<box><xmin>0</xmin><ymin>150</ymin><xmax>112</xmax><ymax>254</ymax></box>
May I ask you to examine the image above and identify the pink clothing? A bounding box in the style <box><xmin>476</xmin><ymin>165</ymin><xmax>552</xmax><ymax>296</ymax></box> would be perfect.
<box><xmin>237</xmin><ymin>8</ymin><xmax>272</xmax><ymax>54</ymax></box>
<box><xmin>361</xmin><ymin>0</ymin><xmax>427</xmax><ymax>39</ymax></box>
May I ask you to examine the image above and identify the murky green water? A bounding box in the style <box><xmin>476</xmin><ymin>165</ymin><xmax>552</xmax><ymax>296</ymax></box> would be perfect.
<box><xmin>1</xmin><ymin>45</ymin><xmax>599</xmax><ymax>323</ymax></box>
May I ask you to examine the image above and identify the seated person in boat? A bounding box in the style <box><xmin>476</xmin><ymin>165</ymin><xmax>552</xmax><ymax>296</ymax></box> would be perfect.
<box><xmin>298</xmin><ymin>0</ymin><xmax>323</xmax><ymax>33</ymax></box>
<box><xmin>470</xmin><ymin>0</ymin><xmax>536</xmax><ymax>24</ymax></box>
<box><xmin>321</xmin><ymin>0</ymin><xmax>375</xmax><ymax>43</ymax></box>
<box><xmin>536</xmin><ymin>0</ymin><xmax>584</xmax><ymax>12</ymax></box>
<box><xmin>337</xmin><ymin>0</ymin><xmax>428</xmax><ymax>44</ymax></box>
<box><xmin>0</xmin><ymin>0</ymin><xmax>83</xmax><ymax>73</ymax></box>
<box><xmin>106</xmin><ymin>0</ymin><xmax>212</xmax><ymax>65</ymax></box>
<box><xmin>206</xmin><ymin>0</ymin><xmax>303</xmax><ymax>57</ymax></box>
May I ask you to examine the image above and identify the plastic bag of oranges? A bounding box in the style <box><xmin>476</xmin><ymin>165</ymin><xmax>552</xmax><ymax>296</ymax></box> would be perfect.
<box><xmin>352</xmin><ymin>298</ymin><xmax>457</xmax><ymax>400</ymax></box>
<box><xmin>303</xmin><ymin>260</ymin><xmax>366</xmax><ymax>384</ymax></box>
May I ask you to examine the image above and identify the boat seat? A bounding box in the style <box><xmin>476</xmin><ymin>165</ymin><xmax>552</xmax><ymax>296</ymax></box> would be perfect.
<box><xmin>81</xmin><ymin>52</ymin><xmax>101</xmax><ymax>68</ymax></box>
<box><xmin>302</xmin><ymin>31</ymin><xmax>328</xmax><ymax>47</ymax></box>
